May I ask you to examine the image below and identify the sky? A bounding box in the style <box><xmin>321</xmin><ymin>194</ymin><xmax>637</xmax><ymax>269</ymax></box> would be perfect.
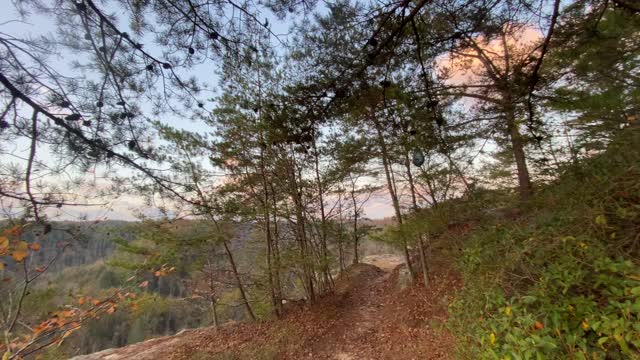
<box><xmin>0</xmin><ymin>1</ymin><xmax>566</xmax><ymax>222</ymax></box>
<box><xmin>0</xmin><ymin>1</ymin><xmax>398</xmax><ymax>221</ymax></box>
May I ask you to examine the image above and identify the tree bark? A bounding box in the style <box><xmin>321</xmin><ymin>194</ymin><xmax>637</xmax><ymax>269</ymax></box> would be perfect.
<box><xmin>288</xmin><ymin>150</ymin><xmax>316</xmax><ymax>303</ymax></box>
<box><xmin>259</xmin><ymin>148</ymin><xmax>281</xmax><ymax>317</ymax></box>
<box><xmin>404</xmin><ymin>155</ymin><xmax>429</xmax><ymax>286</ymax></box>
<box><xmin>350</xmin><ymin>186</ymin><xmax>360</xmax><ymax>265</ymax></box>
<box><xmin>313</xmin><ymin>139</ymin><xmax>332</xmax><ymax>290</ymax></box>
<box><xmin>505</xmin><ymin>102</ymin><xmax>533</xmax><ymax>199</ymax></box>
<box><xmin>373</xmin><ymin>117</ymin><xmax>416</xmax><ymax>282</ymax></box>
<box><xmin>222</xmin><ymin>240</ymin><xmax>256</xmax><ymax>321</ymax></box>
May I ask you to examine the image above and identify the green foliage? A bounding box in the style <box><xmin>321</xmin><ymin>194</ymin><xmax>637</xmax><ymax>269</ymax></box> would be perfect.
<box><xmin>445</xmin><ymin>131</ymin><xmax>640</xmax><ymax>359</ymax></box>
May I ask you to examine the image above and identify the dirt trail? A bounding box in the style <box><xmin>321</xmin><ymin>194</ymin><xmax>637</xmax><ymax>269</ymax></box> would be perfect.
<box><xmin>71</xmin><ymin>258</ymin><xmax>459</xmax><ymax>360</ymax></box>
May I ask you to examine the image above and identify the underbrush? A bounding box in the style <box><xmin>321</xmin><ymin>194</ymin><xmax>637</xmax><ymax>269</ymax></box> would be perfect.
<box><xmin>443</xmin><ymin>132</ymin><xmax>640</xmax><ymax>359</ymax></box>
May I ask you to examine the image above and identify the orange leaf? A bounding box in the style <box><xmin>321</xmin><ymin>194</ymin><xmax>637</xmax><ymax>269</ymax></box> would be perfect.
<box><xmin>0</xmin><ymin>263</ymin><xmax>4</xmax><ymax>271</ymax></box>
<box><xmin>106</xmin><ymin>305</ymin><xmax>117</xmax><ymax>314</ymax></box>
<box><xmin>139</xmin><ymin>280</ymin><xmax>149</xmax><ymax>288</ymax></box>
<box><xmin>91</xmin><ymin>298</ymin><xmax>101</xmax><ymax>306</ymax></box>
<box><xmin>10</xmin><ymin>241</ymin><xmax>29</xmax><ymax>262</ymax></box>
<box><xmin>78</xmin><ymin>297</ymin><xmax>86</xmax><ymax>306</ymax></box>
<box><xmin>534</xmin><ymin>321</ymin><xmax>544</xmax><ymax>330</ymax></box>
<box><xmin>29</xmin><ymin>243</ymin><xmax>41</xmax><ymax>251</ymax></box>
<box><xmin>35</xmin><ymin>266</ymin><xmax>45</xmax><ymax>273</ymax></box>
<box><xmin>3</xmin><ymin>225</ymin><xmax>22</xmax><ymax>237</ymax></box>
<box><xmin>0</xmin><ymin>236</ymin><xmax>8</xmax><ymax>255</ymax></box>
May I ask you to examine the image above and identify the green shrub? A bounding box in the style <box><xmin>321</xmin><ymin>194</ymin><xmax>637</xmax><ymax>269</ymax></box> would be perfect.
<box><xmin>448</xmin><ymin>132</ymin><xmax>640</xmax><ymax>359</ymax></box>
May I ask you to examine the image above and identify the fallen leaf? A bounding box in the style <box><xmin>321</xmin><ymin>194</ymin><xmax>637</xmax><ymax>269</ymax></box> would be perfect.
<box><xmin>139</xmin><ymin>280</ymin><xmax>149</xmax><ymax>288</ymax></box>
<box><xmin>29</xmin><ymin>243</ymin><xmax>41</xmax><ymax>251</ymax></box>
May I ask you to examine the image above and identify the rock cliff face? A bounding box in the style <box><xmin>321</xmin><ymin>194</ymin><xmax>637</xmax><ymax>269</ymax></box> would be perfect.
<box><xmin>3</xmin><ymin>220</ymin><xmax>134</xmax><ymax>273</ymax></box>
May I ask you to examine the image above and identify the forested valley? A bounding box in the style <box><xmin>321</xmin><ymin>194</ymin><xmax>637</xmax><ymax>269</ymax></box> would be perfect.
<box><xmin>0</xmin><ymin>0</ymin><xmax>639</xmax><ymax>359</ymax></box>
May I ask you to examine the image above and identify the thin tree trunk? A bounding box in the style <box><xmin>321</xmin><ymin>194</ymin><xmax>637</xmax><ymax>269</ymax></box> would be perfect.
<box><xmin>405</xmin><ymin>155</ymin><xmax>429</xmax><ymax>286</ymax></box>
<box><xmin>209</xmin><ymin>294</ymin><xmax>219</xmax><ymax>328</ymax></box>
<box><xmin>259</xmin><ymin>148</ymin><xmax>280</xmax><ymax>317</ymax></box>
<box><xmin>505</xmin><ymin>103</ymin><xmax>533</xmax><ymax>199</ymax></box>
<box><xmin>206</xmin><ymin>257</ymin><xmax>219</xmax><ymax>328</ymax></box>
<box><xmin>337</xmin><ymin>190</ymin><xmax>346</xmax><ymax>272</ymax></box>
<box><xmin>289</xmin><ymin>150</ymin><xmax>316</xmax><ymax>303</ymax></box>
<box><xmin>269</xmin><ymin>182</ymin><xmax>283</xmax><ymax>308</ymax></box>
<box><xmin>313</xmin><ymin>139</ymin><xmax>332</xmax><ymax>291</ymax></box>
<box><xmin>373</xmin><ymin>118</ymin><xmax>416</xmax><ymax>282</ymax></box>
<box><xmin>350</xmin><ymin>187</ymin><xmax>359</xmax><ymax>265</ymax></box>
<box><xmin>222</xmin><ymin>240</ymin><xmax>256</xmax><ymax>321</ymax></box>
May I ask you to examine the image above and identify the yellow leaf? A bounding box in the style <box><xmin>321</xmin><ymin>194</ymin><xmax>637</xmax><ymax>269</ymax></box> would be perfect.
<box><xmin>11</xmin><ymin>241</ymin><xmax>29</xmax><ymax>262</ymax></box>
<box><xmin>581</xmin><ymin>321</ymin><xmax>589</xmax><ymax>330</ymax></box>
<box><xmin>595</xmin><ymin>215</ymin><xmax>607</xmax><ymax>226</ymax></box>
<box><xmin>0</xmin><ymin>263</ymin><xmax>4</xmax><ymax>271</ymax></box>
<box><xmin>0</xmin><ymin>236</ymin><xmax>8</xmax><ymax>255</ymax></box>
<box><xmin>489</xmin><ymin>332</ymin><xmax>496</xmax><ymax>345</ymax></box>
<box><xmin>3</xmin><ymin>351</ymin><xmax>10</xmax><ymax>360</ymax></box>
<box><xmin>505</xmin><ymin>306</ymin><xmax>512</xmax><ymax>316</ymax></box>
<box><xmin>29</xmin><ymin>243</ymin><xmax>41</xmax><ymax>251</ymax></box>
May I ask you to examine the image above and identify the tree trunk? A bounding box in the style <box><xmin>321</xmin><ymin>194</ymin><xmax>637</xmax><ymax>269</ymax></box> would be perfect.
<box><xmin>259</xmin><ymin>148</ymin><xmax>281</xmax><ymax>317</ymax></box>
<box><xmin>206</xmin><ymin>257</ymin><xmax>219</xmax><ymax>328</ymax></box>
<box><xmin>222</xmin><ymin>240</ymin><xmax>256</xmax><ymax>321</ymax></box>
<box><xmin>210</xmin><ymin>296</ymin><xmax>219</xmax><ymax>328</ymax></box>
<box><xmin>350</xmin><ymin>187</ymin><xmax>359</xmax><ymax>265</ymax></box>
<box><xmin>405</xmin><ymin>155</ymin><xmax>429</xmax><ymax>286</ymax></box>
<box><xmin>337</xmin><ymin>190</ymin><xmax>346</xmax><ymax>272</ymax></box>
<box><xmin>505</xmin><ymin>103</ymin><xmax>533</xmax><ymax>199</ymax></box>
<box><xmin>313</xmin><ymin>139</ymin><xmax>332</xmax><ymax>291</ymax></box>
<box><xmin>269</xmin><ymin>182</ymin><xmax>283</xmax><ymax>312</ymax></box>
<box><xmin>288</xmin><ymin>150</ymin><xmax>316</xmax><ymax>303</ymax></box>
<box><xmin>373</xmin><ymin>118</ymin><xmax>416</xmax><ymax>282</ymax></box>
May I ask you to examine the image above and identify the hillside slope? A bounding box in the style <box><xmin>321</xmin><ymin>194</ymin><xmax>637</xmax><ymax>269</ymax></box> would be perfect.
<box><xmin>70</xmin><ymin>258</ymin><xmax>460</xmax><ymax>360</ymax></box>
